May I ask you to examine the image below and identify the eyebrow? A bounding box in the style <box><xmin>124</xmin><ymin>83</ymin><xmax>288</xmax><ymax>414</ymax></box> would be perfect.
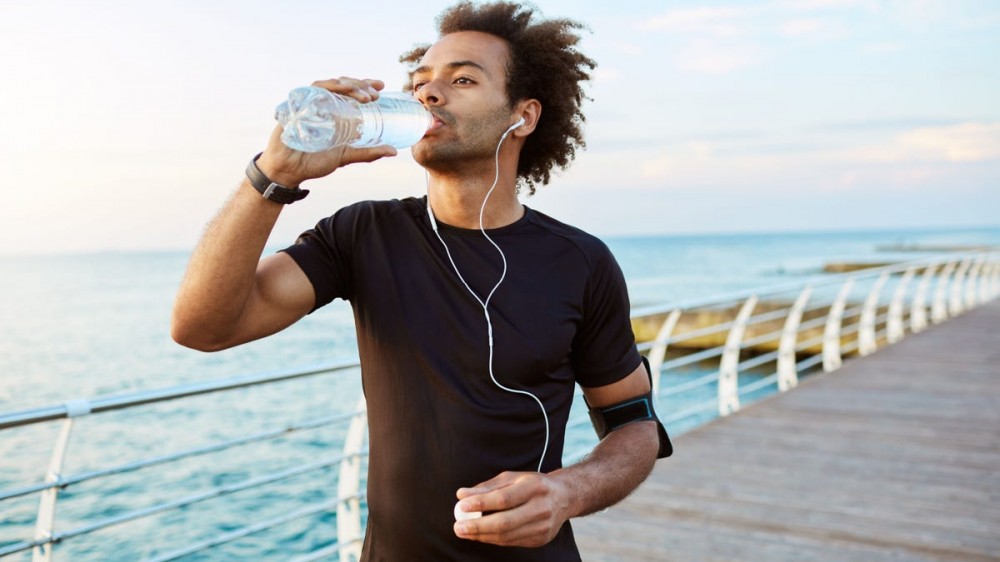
<box><xmin>411</xmin><ymin>60</ymin><xmax>493</xmax><ymax>79</ymax></box>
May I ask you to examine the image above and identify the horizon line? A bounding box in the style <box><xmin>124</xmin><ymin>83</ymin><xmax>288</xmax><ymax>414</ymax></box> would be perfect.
<box><xmin>3</xmin><ymin>223</ymin><xmax>1000</xmax><ymax>259</ymax></box>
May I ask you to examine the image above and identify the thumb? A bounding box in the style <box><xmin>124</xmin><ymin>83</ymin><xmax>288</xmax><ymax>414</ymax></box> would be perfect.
<box><xmin>342</xmin><ymin>145</ymin><xmax>398</xmax><ymax>164</ymax></box>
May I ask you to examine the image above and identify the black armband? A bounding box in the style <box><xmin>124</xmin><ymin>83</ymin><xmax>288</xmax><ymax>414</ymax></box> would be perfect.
<box><xmin>585</xmin><ymin>356</ymin><xmax>673</xmax><ymax>458</ymax></box>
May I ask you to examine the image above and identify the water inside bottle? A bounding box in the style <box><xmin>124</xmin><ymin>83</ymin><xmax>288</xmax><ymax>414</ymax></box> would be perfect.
<box><xmin>354</xmin><ymin>93</ymin><xmax>433</xmax><ymax>149</ymax></box>
<box><xmin>276</xmin><ymin>87</ymin><xmax>362</xmax><ymax>152</ymax></box>
<box><xmin>276</xmin><ymin>88</ymin><xmax>431</xmax><ymax>152</ymax></box>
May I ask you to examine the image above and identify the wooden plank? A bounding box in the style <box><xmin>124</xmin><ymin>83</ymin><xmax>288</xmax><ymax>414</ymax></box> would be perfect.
<box><xmin>574</xmin><ymin>300</ymin><xmax>1000</xmax><ymax>561</ymax></box>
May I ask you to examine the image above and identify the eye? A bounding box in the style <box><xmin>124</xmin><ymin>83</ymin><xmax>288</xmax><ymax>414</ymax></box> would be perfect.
<box><xmin>412</xmin><ymin>81</ymin><xmax>427</xmax><ymax>92</ymax></box>
<box><xmin>454</xmin><ymin>76</ymin><xmax>474</xmax><ymax>85</ymax></box>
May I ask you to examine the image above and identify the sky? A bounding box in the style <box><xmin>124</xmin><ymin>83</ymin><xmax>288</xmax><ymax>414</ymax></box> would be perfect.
<box><xmin>0</xmin><ymin>0</ymin><xmax>998</xmax><ymax>255</ymax></box>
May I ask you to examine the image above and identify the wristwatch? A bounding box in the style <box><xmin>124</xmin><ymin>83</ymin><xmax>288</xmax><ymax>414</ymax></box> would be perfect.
<box><xmin>245</xmin><ymin>153</ymin><xmax>310</xmax><ymax>204</ymax></box>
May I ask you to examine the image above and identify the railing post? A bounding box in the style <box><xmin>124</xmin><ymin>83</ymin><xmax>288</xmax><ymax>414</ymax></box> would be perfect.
<box><xmin>859</xmin><ymin>271</ymin><xmax>890</xmax><ymax>356</ymax></box>
<box><xmin>823</xmin><ymin>278</ymin><xmax>854</xmax><ymax>372</ymax></box>
<box><xmin>965</xmin><ymin>256</ymin><xmax>984</xmax><ymax>310</ymax></box>
<box><xmin>990</xmin><ymin>256</ymin><xmax>1000</xmax><ymax>298</ymax></box>
<box><xmin>33</xmin><ymin>416</ymin><xmax>79</xmax><ymax>562</ymax></box>
<box><xmin>910</xmin><ymin>263</ymin><xmax>937</xmax><ymax>333</ymax></box>
<box><xmin>888</xmin><ymin>267</ymin><xmax>915</xmax><ymax>343</ymax></box>
<box><xmin>647</xmin><ymin>309</ymin><xmax>682</xmax><ymax>400</ymax></box>
<box><xmin>337</xmin><ymin>396</ymin><xmax>367</xmax><ymax>562</ymax></box>
<box><xmin>992</xmin><ymin>256</ymin><xmax>1000</xmax><ymax>299</ymax></box>
<box><xmin>778</xmin><ymin>286</ymin><xmax>811</xmax><ymax>392</ymax></box>
<box><xmin>949</xmin><ymin>259</ymin><xmax>971</xmax><ymax>317</ymax></box>
<box><xmin>718</xmin><ymin>296</ymin><xmax>757</xmax><ymax>416</ymax></box>
<box><xmin>979</xmin><ymin>259</ymin><xmax>995</xmax><ymax>303</ymax></box>
<box><xmin>989</xmin><ymin>258</ymin><xmax>1000</xmax><ymax>300</ymax></box>
<box><xmin>931</xmin><ymin>261</ymin><xmax>956</xmax><ymax>324</ymax></box>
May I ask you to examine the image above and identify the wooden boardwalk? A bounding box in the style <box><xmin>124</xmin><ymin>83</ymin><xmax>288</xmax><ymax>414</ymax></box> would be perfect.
<box><xmin>574</xmin><ymin>300</ymin><xmax>1000</xmax><ymax>561</ymax></box>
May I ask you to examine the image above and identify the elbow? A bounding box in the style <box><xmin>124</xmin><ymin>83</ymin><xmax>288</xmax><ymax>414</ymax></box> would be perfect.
<box><xmin>170</xmin><ymin>310</ymin><xmax>233</xmax><ymax>353</ymax></box>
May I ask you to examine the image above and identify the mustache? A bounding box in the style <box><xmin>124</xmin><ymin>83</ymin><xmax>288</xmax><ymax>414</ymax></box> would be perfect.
<box><xmin>429</xmin><ymin>108</ymin><xmax>455</xmax><ymax>126</ymax></box>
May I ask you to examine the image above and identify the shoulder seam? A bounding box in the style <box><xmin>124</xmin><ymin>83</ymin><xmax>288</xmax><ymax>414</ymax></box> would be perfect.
<box><xmin>527</xmin><ymin>212</ymin><xmax>605</xmax><ymax>273</ymax></box>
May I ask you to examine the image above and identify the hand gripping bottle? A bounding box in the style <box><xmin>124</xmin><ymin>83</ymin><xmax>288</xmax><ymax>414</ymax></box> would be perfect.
<box><xmin>275</xmin><ymin>86</ymin><xmax>433</xmax><ymax>152</ymax></box>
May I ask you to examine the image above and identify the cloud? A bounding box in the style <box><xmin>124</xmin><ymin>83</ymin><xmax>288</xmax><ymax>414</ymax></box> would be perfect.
<box><xmin>896</xmin><ymin>122</ymin><xmax>1000</xmax><ymax>162</ymax></box>
<box><xmin>639</xmin><ymin>156</ymin><xmax>674</xmax><ymax>180</ymax></box>
<box><xmin>807</xmin><ymin>117</ymin><xmax>961</xmax><ymax>133</ymax></box>
<box><xmin>609</xmin><ymin>42</ymin><xmax>643</xmax><ymax>56</ymax></box>
<box><xmin>639</xmin><ymin>7</ymin><xmax>749</xmax><ymax>37</ymax></box>
<box><xmin>882</xmin><ymin>0</ymin><xmax>949</xmax><ymax>27</ymax></box>
<box><xmin>775</xmin><ymin>0</ymin><xmax>863</xmax><ymax>11</ymax></box>
<box><xmin>777</xmin><ymin>15</ymin><xmax>852</xmax><ymax>42</ymax></box>
<box><xmin>870</xmin><ymin>0</ymin><xmax>1000</xmax><ymax>31</ymax></box>
<box><xmin>638</xmin><ymin>142</ymin><xmax>715</xmax><ymax>180</ymax></box>
<box><xmin>863</xmin><ymin>41</ymin><xmax>906</xmax><ymax>54</ymax></box>
<box><xmin>593</xmin><ymin>67</ymin><xmax>622</xmax><ymax>82</ymax></box>
<box><xmin>674</xmin><ymin>39</ymin><xmax>763</xmax><ymax>74</ymax></box>
<box><xmin>837</xmin><ymin>122</ymin><xmax>1000</xmax><ymax>164</ymax></box>
<box><xmin>779</xmin><ymin>18</ymin><xmax>824</xmax><ymax>36</ymax></box>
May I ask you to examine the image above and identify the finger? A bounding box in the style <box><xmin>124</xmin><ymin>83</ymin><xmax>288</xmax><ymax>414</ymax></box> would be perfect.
<box><xmin>362</xmin><ymin>79</ymin><xmax>385</xmax><ymax>92</ymax></box>
<box><xmin>456</xmin><ymin>471</ymin><xmax>519</xmax><ymax>500</ymax></box>
<box><xmin>462</xmin><ymin>479</ymin><xmax>542</xmax><ymax>515</ymax></box>
<box><xmin>454</xmin><ymin>507</ymin><xmax>549</xmax><ymax>547</ymax></box>
<box><xmin>310</xmin><ymin>77</ymin><xmax>380</xmax><ymax>103</ymax></box>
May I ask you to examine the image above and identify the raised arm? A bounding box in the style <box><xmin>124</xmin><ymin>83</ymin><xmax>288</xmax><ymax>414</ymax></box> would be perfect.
<box><xmin>171</xmin><ymin>78</ymin><xmax>396</xmax><ymax>352</ymax></box>
<box><xmin>452</xmin><ymin>362</ymin><xmax>660</xmax><ymax>547</ymax></box>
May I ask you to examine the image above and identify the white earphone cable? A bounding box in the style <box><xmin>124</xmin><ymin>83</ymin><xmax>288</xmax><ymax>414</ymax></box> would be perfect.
<box><xmin>426</xmin><ymin>119</ymin><xmax>550</xmax><ymax>473</ymax></box>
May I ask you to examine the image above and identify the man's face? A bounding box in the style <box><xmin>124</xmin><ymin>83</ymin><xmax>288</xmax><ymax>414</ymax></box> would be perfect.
<box><xmin>409</xmin><ymin>31</ymin><xmax>516</xmax><ymax>171</ymax></box>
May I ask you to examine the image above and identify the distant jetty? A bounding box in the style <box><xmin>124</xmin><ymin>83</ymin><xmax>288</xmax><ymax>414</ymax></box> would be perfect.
<box><xmin>876</xmin><ymin>243</ymin><xmax>993</xmax><ymax>253</ymax></box>
<box><xmin>822</xmin><ymin>261</ymin><xmax>901</xmax><ymax>273</ymax></box>
<box><xmin>821</xmin><ymin>261</ymin><xmax>940</xmax><ymax>273</ymax></box>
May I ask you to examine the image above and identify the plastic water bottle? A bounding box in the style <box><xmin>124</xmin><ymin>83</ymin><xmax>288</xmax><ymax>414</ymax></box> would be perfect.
<box><xmin>275</xmin><ymin>86</ymin><xmax>433</xmax><ymax>152</ymax></box>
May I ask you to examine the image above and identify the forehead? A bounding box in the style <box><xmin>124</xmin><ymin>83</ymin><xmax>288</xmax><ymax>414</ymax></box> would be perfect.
<box><xmin>418</xmin><ymin>31</ymin><xmax>510</xmax><ymax>75</ymax></box>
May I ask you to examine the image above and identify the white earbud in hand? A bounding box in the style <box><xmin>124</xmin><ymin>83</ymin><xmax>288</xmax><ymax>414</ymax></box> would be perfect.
<box><xmin>454</xmin><ymin>501</ymin><xmax>483</xmax><ymax>522</ymax></box>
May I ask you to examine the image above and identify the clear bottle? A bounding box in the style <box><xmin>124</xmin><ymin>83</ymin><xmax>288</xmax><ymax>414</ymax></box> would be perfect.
<box><xmin>275</xmin><ymin>86</ymin><xmax>433</xmax><ymax>152</ymax></box>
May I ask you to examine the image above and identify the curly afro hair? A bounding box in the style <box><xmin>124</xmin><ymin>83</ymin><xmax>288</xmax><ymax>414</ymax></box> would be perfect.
<box><xmin>400</xmin><ymin>2</ymin><xmax>596</xmax><ymax>194</ymax></box>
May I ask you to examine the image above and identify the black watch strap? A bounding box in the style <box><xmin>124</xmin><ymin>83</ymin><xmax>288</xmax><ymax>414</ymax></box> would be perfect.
<box><xmin>245</xmin><ymin>153</ymin><xmax>310</xmax><ymax>204</ymax></box>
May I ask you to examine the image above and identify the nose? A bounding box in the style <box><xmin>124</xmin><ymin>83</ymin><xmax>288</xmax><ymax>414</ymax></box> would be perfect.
<box><xmin>415</xmin><ymin>80</ymin><xmax>443</xmax><ymax>107</ymax></box>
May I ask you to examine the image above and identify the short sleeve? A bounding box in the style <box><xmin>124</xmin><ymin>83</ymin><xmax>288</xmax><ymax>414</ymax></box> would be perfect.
<box><xmin>279</xmin><ymin>208</ymin><xmax>358</xmax><ymax>311</ymax></box>
<box><xmin>571</xmin><ymin>246</ymin><xmax>642</xmax><ymax>388</ymax></box>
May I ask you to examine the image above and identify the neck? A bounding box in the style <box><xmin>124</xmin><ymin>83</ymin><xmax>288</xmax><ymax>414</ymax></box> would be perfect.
<box><xmin>425</xmin><ymin>161</ymin><xmax>524</xmax><ymax>230</ymax></box>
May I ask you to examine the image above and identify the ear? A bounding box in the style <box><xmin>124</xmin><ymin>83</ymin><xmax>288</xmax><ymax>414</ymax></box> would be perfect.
<box><xmin>511</xmin><ymin>99</ymin><xmax>541</xmax><ymax>138</ymax></box>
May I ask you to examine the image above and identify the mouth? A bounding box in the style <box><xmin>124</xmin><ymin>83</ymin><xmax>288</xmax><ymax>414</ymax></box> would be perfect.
<box><xmin>426</xmin><ymin>110</ymin><xmax>451</xmax><ymax>134</ymax></box>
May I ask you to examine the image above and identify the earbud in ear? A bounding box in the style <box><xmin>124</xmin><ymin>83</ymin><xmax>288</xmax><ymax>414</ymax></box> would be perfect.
<box><xmin>500</xmin><ymin>117</ymin><xmax>527</xmax><ymax>140</ymax></box>
<box><xmin>502</xmin><ymin>117</ymin><xmax>526</xmax><ymax>138</ymax></box>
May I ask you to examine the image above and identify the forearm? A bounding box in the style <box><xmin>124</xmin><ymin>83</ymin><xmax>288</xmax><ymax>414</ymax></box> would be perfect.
<box><xmin>172</xmin><ymin>179</ymin><xmax>283</xmax><ymax>350</ymax></box>
<box><xmin>552</xmin><ymin>421</ymin><xmax>659</xmax><ymax>518</ymax></box>
<box><xmin>172</xmin><ymin>78</ymin><xmax>396</xmax><ymax>351</ymax></box>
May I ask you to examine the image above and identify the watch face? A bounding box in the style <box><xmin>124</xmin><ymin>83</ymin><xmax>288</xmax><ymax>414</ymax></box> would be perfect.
<box><xmin>246</xmin><ymin>154</ymin><xmax>307</xmax><ymax>203</ymax></box>
<box><xmin>263</xmin><ymin>183</ymin><xmax>281</xmax><ymax>200</ymax></box>
<box><xmin>263</xmin><ymin>182</ymin><xmax>308</xmax><ymax>204</ymax></box>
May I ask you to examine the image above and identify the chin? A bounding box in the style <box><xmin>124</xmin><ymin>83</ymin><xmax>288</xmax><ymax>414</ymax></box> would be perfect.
<box><xmin>412</xmin><ymin>143</ymin><xmax>463</xmax><ymax>172</ymax></box>
<box><xmin>411</xmin><ymin>141</ymin><xmax>431</xmax><ymax>164</ymax></box>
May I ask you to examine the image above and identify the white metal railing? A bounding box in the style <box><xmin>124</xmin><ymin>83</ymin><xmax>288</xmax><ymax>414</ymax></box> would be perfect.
<box><xmin>1</xmin><ymin>249</ymin><xmax>997</xmax><ymax>561</ymax></box>
<box><xmin>0</xmin><ymin>361</ymin><xmax>369</xmax><ymax>561</ymax></box>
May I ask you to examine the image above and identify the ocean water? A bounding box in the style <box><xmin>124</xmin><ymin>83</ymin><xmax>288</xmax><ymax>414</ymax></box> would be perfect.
<box><xmin>1</xmin><ymin>225</ymin><xmax>998</xmax><ymax>560</ymax></box>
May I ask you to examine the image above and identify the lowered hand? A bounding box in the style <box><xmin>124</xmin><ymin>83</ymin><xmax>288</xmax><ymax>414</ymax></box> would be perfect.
<box><xmin>453</xmin><ymin>471</ymin><xmax>574</xmax><ymax>548</ymax></box>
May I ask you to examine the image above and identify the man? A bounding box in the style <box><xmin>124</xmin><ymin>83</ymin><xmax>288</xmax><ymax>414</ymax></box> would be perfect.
<box><xmin>172</xmin><ymin>2</ymin><xmax>668</xmax><ymax>560</ymax></box>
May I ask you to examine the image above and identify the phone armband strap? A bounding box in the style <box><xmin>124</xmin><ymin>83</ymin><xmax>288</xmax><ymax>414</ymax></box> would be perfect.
<box><xmin>585</xmin><ymin>356</ymin><xmax>673</xmax><ymax>458</ymax></box>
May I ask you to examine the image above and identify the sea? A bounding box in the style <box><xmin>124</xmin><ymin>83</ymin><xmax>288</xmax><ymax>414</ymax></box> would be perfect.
<box><xmin>1</xmin><ymin>225</ymin><xmax>998</xmax><ymax>561</ymax></box>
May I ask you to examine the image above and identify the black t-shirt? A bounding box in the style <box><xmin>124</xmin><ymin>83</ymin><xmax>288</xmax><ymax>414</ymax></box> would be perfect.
<box><xmin>282</xmin><ymin>197</ymin><xmax>641</xmax><ymax>561</ymax></box>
